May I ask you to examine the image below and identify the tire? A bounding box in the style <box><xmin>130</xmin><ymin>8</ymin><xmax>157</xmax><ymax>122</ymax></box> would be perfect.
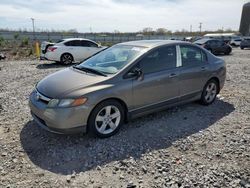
<box><xmin>225</xmin><ymin>48</ymin><xmax>231</xmax><ymax>55</ymax></box>
<box><xmin>200</xmin><ymin>79</ymin><xmax>219</xmax><ymax>105</ymax></box>
<box><xmin>241</xmin><ymin>47</ymin><xmax>244</xmax><ymax>50</ymax></box>
<box><xmin>88</xmin><ymin>100</ymin><xmax>125</xmax><ymax>138</ymax></box>
<box><xmin>60</xmin><ymin>53</ymin><xmax>73</xmax><ymax>65</ymax></box>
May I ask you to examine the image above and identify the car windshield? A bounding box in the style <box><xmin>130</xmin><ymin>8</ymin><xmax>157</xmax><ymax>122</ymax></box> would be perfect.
<box><xmin>194</xmin><ymin>39</ymin><xmax>209</xmax><ymax>44</ymax></box>
<box><xmin>56</xmin><ymin>39</ymin><xmax>65</xmax><ymax>43</ymax></box>
<box><xmin>77</xmin><ymin>45</ymin><xmax>148</xmax><ymax>74</ymax></box>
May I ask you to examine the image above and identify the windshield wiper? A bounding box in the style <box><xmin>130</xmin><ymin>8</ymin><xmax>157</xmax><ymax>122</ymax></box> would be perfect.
<box><xmin>73</xmin><ymin>65</ymin><xmax>107</xmax><ymax>77</ymax></box>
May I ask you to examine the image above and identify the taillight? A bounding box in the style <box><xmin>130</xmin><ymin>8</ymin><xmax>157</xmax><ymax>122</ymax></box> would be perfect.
<box><xmin>48</xmin><ymin>47</ymin><xmax>57</xmax><ymax>52</ymax></box>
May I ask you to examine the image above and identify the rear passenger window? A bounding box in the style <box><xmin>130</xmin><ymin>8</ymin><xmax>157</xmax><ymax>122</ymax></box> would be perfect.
<box><xmin>64</xmin><ymin>40</ymin><xmax>81</xmax><ymax>46</ymax></box>
<box><xmin>140</xmin><ymin>46</ymin><xmax>177</xmax><ymax>74</ymax></box>
<box><xmin>180</xmin><ymin>46</ymin><xmax>207</xmax><ymax>67</ymax></box>
<box><xmin>81</xmin><ymin>40</ymin><xmax>98</xmax><ymax>47</ymax></box>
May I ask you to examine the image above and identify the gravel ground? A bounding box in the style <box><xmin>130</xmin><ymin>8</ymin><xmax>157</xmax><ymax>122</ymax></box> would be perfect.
<box><xmin>0</xmin><ymin>48</ymin><xmax>249</xmax><ymax>188</ymax></box>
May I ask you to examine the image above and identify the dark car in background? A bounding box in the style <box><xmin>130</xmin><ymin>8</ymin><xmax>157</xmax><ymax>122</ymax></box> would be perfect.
<box><xmin>194</xmin><ymin>38</ymin><xmax>232</xmax><ymax>55</ymax></box>
<box><xmin>240</xmin><ymin>38</ymin><xmax>250</xmax><ymax>49</ymax></box>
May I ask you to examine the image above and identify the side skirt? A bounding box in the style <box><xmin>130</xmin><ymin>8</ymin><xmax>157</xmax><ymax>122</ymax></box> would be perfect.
<box><xmin>127</xmin><ymin>92</ymin><xmax>201</xmax><ymax>120</ymax></box>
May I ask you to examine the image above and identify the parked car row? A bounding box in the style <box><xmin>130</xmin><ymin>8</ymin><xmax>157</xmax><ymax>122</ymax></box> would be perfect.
<box><xmin>40</xmin><ymin>36</ymin><xmax>250</xmax><ymax>64</ymax></box>
<box><xmin>30</xmin><ymin>40</ymin><xmax>226</xmax><ymax>138</ymax></box>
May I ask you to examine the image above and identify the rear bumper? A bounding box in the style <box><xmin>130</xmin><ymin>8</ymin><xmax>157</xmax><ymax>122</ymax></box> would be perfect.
<box><xmin>44</xmin><ymin>52</ymin><xmax>60</xmax><ymax>62</ymax></box>
<box><xmin>40</xmin><ymin>54</ymin><xmax>48</xmax><ymax>60</ymax></box>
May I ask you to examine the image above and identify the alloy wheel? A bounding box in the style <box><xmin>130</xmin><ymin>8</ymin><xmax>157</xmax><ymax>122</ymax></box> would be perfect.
<box><xmin>204</xmin><ymin>82</ymin><xmax>217</xmax><ymax>103</ymax></box>
<box><xmin>62</xmin><ymin>54</ymin><xmax>73</xmax><ymax>64</ymax></box>
<box><xmin>95</xmin><ymin>105</ymin><xmax>121</xmax><ymax>135</ymax></box>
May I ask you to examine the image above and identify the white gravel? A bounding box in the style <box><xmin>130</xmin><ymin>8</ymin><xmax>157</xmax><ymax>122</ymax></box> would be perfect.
<box><xmin>0</xmin><ymin>48</ymin><xmax>249</xmax><ymax>187</ymax></box>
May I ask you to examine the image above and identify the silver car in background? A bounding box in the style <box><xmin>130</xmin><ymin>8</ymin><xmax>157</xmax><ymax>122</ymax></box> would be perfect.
<box><xmin>29</xmin><ymin>40</ymin><xmax>226</xmax><ymax>138</ymax></box>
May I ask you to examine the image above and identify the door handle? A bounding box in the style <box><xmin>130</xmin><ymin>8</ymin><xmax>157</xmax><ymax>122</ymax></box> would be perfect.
<box><xmin>169</xmin><ymin>73</ymin><xmax>177</xmax><ymax>78</ymax></box>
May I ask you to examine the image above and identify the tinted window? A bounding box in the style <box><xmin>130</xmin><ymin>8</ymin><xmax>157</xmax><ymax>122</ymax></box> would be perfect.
<box><xmin>216</xmin><ymin>40</ymin><xmax>224</xmax><ymax>46</ymax></box>
<box><xmin>208</xmin><ymin>40</ymin><xmax>218</xmax><ymax>46</ymax></box>
<box><xmin>64</xmin><ymin>40</ymin><xmax>81</xmax><ymax>46</ymax></box>
<box><xmin>140</xmin><ymin>46</ymin><xmax>176</xmax><ymax>74</ymax></box>
<box><xmin>180</xmin><ymin>46</ymin><xmax>207</xmax><ymax>67</ymax></box>
<box><xmin>81</xmin><ymin>40</ymin><xmax>98</xmax><ymax>47</ymax></box>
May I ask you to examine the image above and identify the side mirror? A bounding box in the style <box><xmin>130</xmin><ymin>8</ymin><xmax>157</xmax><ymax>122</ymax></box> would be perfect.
<box><xmin>125</xmin><ymin>68</ymin><xmax>144</xmax><ymax>80</ymax></box>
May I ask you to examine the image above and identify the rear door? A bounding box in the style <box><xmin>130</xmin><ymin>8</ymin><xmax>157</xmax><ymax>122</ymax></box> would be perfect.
<box><xmin>178</xmin><ymin>45</ymin><xmax>210</xmax><ymax>98</ymax></box>
<box><xmin>131</xmin><ymin>45</ymin><xmax>180</xmax><ymax>110</ymax></box>
<box><xmin>208</xmin><ymin>40</ymin><xmax>220</xmax><ymax>52</ymax></box>
<box><xmin>63</xmin><ymin>40</ymin><xmax>83</xmax><ymax>61</ymax></box>
<box><xmin>217</xmin><ymin>40</ymin><xmax>227</xmax><ymax>53</ymax></box>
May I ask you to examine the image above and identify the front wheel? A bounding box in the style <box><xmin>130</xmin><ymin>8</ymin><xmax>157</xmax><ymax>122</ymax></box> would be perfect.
<box><xmin>88</xmin><ymin>100</ymin><xmax>125</xmax><ymax>138</ymax></box>
<box><xmin>200</xmin><ymin>80</ymin><xmax>218</xmax><ymax>105</ymax></box>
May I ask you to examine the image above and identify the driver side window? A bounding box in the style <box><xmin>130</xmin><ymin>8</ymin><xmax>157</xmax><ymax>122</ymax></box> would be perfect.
<box><xmin>139</xmin><ymin>45</ymin><xmax>177</xmax><ymax>74</ymax></box>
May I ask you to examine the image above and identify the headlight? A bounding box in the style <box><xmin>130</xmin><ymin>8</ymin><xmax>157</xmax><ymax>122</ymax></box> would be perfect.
<box><xmin>47</xmin><ymin>99</ymin><xmax>59</xmax><ymax>107</ymax></box>
<box><xmin>47</xmin><ymin>98</ymin><xmax>87</xmax><ymax>108</ymax></box>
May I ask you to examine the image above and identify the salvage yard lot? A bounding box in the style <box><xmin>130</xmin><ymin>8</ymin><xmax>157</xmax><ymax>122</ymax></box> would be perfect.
<box><xmin>0</xmin><ymin>48</ymin><xmax>249</xmax><ymax>187</ymax></box>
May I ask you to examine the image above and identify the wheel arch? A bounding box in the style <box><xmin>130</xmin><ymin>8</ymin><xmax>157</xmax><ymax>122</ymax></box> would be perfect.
<box><xmin>60</xmin><ymin>52</ymin><xmax>74</xmax><ymax>61</ymax></box>
<box><xmin>86</xmin><ymin>97</ymin><xmax>129</xmax><ymax>133</ymax></box>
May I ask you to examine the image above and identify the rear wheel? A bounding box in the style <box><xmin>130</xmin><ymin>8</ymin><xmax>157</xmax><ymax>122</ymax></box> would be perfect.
<box><xmin>88</xmin><ymin>100</ymin><xmax>125</xmax><ymax>138</ymax></box>
<box><xmin>60</xmin><ymin>53</ymin><xmax>73</xmax><ymax>65</ymax></box>
<box><xmin>200</xmin><ymin>79</ymin><xmax>218</xmax><ymax>105</ymax></box>
<box><xmin>225</xmin><ymin>48</ymin><xmax>231</xmax><ymax>55</ymax></box>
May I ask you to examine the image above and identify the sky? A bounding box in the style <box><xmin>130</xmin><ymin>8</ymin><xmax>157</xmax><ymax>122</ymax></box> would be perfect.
<box><xmin>0</xmin><ymin>0</ymin><xmax>248</xmax><ymax>33</ymax></box>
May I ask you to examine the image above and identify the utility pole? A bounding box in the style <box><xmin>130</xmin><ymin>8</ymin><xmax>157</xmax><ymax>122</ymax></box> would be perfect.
<box><xmin>190</xmin><ymin>25</ymin><xmax>192</xmax><ymax>33</ymax></box>
<box><xmin>199</xmin><ymin>22</ymin><xmax>202</xmax><ymax>36</ymax></box>
<box><xmin>31</xmin><ymin>18</ymin><xmax>35</xmax><ymax>40</ymax></box>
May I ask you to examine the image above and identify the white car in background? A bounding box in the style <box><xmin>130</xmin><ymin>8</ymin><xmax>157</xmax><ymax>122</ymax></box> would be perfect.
<box><xmin>44</xmin><ymin>38</ymin><xmax>107</xmax><ymax>64</ymax></box>
<box><xmin>230</xmin><ymin>38</ymin><xmax>242</xmax><ymax>47</ymax></box>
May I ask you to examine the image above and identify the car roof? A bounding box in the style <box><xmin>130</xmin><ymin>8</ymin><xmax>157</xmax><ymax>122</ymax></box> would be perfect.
<box><xmin>194</xmin><ymin>38</ymin><xmax>223</xmax><ymax>44</ymax></box>
<box><xmin>118</xmin><ymin>40</ymin><xmax>189</xmax><ymax>48</ymax></box>
<box><xmin>62</xmin><ymin>38</ymin><xmax>93</xmax><ymax>41</ymax></box>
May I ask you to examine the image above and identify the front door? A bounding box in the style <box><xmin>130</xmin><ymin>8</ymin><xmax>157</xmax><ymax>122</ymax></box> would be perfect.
<box><xmin>131</xmin><ymin>45</ymin><xmax>180</xmax><ymax>110</ymax></box>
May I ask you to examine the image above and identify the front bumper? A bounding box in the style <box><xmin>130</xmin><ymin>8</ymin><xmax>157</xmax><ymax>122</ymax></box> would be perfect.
<box><xmin>29</xmin><ymin>91</ymin><xmax>91</xmax><ymax>134</ymax></box>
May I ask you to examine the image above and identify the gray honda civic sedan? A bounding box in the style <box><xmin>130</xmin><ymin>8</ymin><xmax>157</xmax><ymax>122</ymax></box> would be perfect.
<box><xmin>29</xmin><ymin>40</ymin><xmax>226</xmax><ymax>138</ymax></box>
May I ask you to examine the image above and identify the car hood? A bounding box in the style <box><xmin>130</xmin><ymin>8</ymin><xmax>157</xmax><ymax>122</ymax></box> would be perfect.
<box><xmin>36</xmin><ymin>67</ymin><xmax>109</xmax><ymax>98</ymax></box>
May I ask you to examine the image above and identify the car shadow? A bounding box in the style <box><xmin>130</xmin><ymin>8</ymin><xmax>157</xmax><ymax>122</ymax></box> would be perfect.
<box><xmin>20</xmin><ymin>99</ymin><xmax>235</xmax><ymax>175</ymax></box>
<box><xmin>36</xmin><ymin>62</ymin><xmax>77</xmax><ymax>69</ymax></box>
<box><xmin>216</xmin><ymin>53</ymin><xmax>233</xmax><ymax>57</ymax></box>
